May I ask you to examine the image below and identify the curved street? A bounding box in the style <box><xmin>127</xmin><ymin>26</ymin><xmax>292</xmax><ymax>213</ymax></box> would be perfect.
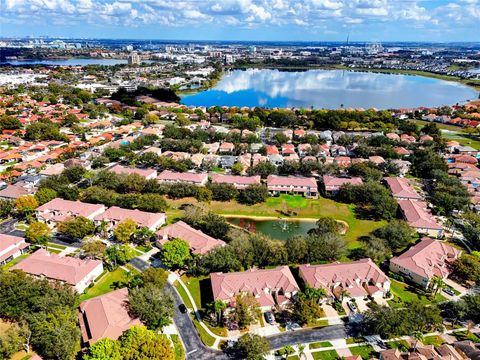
<box><xmin>168</xmin><ymin>283</ymin><xmax>349</xmax><ymax>359</ymax></box>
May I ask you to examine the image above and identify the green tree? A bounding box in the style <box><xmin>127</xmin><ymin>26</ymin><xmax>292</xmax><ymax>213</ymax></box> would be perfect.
<box><xmin>235</xmin><ymin>293</ymin><xmax>261</xmax><ymax>329</ymax></box>
<box><xmin>15</xmin><ymin>195</ymin><xmax>38</xmax><ymax>216</ymax></box>
<box><xmin>309</xmin><ymin>216</ymin><xmax>342</xmax><ymax>235</ymax></box>
<box><xmin>105</xmin><ymin>245</ymin><xmax>136</xmax><ymax>269</ymax></box>
<box><xmin>373</xmin><ymin>220</ymin><xmax>413</xmax><ymax>251</ymax></box>
<box><xmin>81</xmin><ymin>240</ymin><xmax>106</xmax><ymax>260</ymax></box>
<box><xmin>207</xmin><ymin>183</ymin><xmax>238</xmax><ymax>201</ymax></box>
<box><xmin>119</xmin><ymin>326</ymin><xmax>174</xmax><ymax>360</ymax></box>
<box><xmin>235</xmin><ymin>333</ymin><xmax>270</xmax><ymax>360</ymax></box>
<box><xmin>292</xmin><ymin>297</ymin><xmax>324</xmax><ymax>325</ymax></box>
<box><xmin>57</xmin><ymin>216</ymin><xmax>95</xmax><ymax>240</ymax></box>
<box><xmin>237</xmin><ymin>184</ymin><xmax>269</xmax><ymax>205</ymax></box>
<box><xmin>0</xmin><ymin>199</ymin><xmax>14</xmax><ymax>218</ymax></box>
<box><xmin>231</xmin><ymin>162</ymin><xmax>244</xmax><ymax>175</ymax></box>
<box><xmin>25</xmin><ymin>221</ymin><xmax>51</xmax><ymax>247</ymax></box>
<box><xmin>34</xmin><ymin>188</ymin><xmax>58</xmax><ymax>205</ymax></box>
<box><xmin>248</xmin><ymin>161</ymin><xmax>276</xmax><ymax>179</ymax></box>
<box><xmin>306</xmin><ymin>232</ymin><xmax>346</xmax><ymax>262</ymax></box>
<box><xmin>83</xmin><ymin>338</ymin><xmax>122</xmax><ymax>360</ymax></box>
<box><xmin>452</xmin><ymin>254</ymin><xmax>480</xmax><ymax>283</ymax></box>
<box><xmin>128</xmin><ymin>284</ymin><xmax>175</xmax><ymax>330</ymax></box>
<box><xmin>285</xmin><ymin>235</ymin><xmax>308</xmax><ymax>264</ymax></box>
<box><xmin>195</xmin><ymin>187</ymin><xmax>213</xmax><ymax>203</ymax></box>
<box><xmin>114</xmin><ymin>219</ymin><xmax>137</xmax><ymax>243</ymax></box>
<box><xmin>160</xmin><ymin>238</ymin><xmax>191</xmax><ymax>269</ymax></box>
<box><xmin>27</xmin><ymin>307</ymin><xmax>80</xmax><ymax>360</ymax></box>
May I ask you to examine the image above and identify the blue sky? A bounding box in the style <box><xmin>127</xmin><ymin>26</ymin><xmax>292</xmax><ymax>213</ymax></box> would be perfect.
<box><xmin>1</xmin><ymin>0</ymin><xmax>479</xmax><ymax>42</ymax></box>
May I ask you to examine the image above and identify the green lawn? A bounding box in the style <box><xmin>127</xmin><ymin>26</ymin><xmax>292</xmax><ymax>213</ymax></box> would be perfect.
<box><xmin>387</xmin><ymin>280</ymin><xmax>446</xmax><ymax>308</ymax></box>
<box><xmin>311</xmin><ymin>350</ymin><xmax>339</xmax><ymax>360</ymax></box>
<box><xmin>80</xmin><ymin>268</ymin><xmax>129</xmax><ymax>301</ymax></box>
<box><xmin>387</xmin><ymin>340</ymin><xmax>410</xmax><ymax>351</ymax></box>
<box><xmin>1</xmin><ymin>253</ymin><xmax>30</xmax><ymax>270</ymax></box>
<box><xmin>309</xmin><ymin>341</ymin><xmax>333</xmax><ymax>349</ymax></box>
<box><xmin>192</xmin><ymin>318</ymin><xmax>216</xmax><ymax>347</ymax></box>
<box><xmin>181</xmin><ymin>276</ymin><xmax>203</xmax><ymax>309</ymax></box>
<box><xmin>167</xmin><ymin>195</ymin><xmax>384</xmax><ymax>248</ymax></box>
<box><xmin>350</xmin><ymin>345</ymin><xmax>377</xmax><ymax>359</ymax></box>
<box><xmin>173</xmin><ymin>281</ymin><xmax>194</xmax><ymax>309</ymax></box>
<box><xmin>47</xmin><ymin>243</ymin><xmax>67</xmax><ymax>250</ymax></box>
<box><xmin>171</xmin><ymin>334</ymin><xmax>185</xmax><ymax>360</ymax></box>
<box><xmin>346</xmin><ymin>337</ymin><xmax>365</xmax><ymax>345</ymax></box>
<box><xmin>453</xmin><ymin>330</ymin><xmax>480</xmax><ymax>342</ymax></box>
<box><xmin>422</xmin><ymin>335</ymin><xmax>444</xmax><ymax>347</ymax></box>
<box><xmin>441</xmin><ymin>132</ymin><xmax>480</xmax><ymax>150</ymax></box>
<box><xmin>136</xmin><ymin>245</ymin><xmax>153</xmax><ymax>253</ymax></box>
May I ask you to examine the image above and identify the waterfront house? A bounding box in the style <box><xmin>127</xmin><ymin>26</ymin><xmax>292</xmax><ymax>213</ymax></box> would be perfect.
<box><xmin>267</xmin><ymin>175</ymin><xmax>318</xmax><ymax>198</ymax></box>
<box><xmin>298</xmin><ymin>259</ymin><xmax>390</xmax><ymax>303</ymax></box>
<box><xmin>94</xmin><ymin>206</ymin><xmax>166</xmax><ymax>232</ymax></box>
<box><xmin>210</xmin><ymin>266</ymin><xmax>300</xmax><ymax>311</ymax></box>
<box><xmin>156</xmin><ymin>221</ymin><xmax>225</xmax><ymax>255</ymax></box>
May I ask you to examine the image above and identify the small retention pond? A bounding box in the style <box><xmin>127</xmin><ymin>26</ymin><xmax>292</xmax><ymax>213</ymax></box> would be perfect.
<box><xmin>226</xmin><ymin>217</ymin><xmax>317</xmax><ymax>241</ymax></box>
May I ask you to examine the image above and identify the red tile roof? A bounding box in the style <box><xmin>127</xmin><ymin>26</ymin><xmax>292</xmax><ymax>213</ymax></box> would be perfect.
<box><xmin>94</xmin><ymin>207</ymin><xmax>165</xmax><ymax>229</ymax></box>
<box><xmin>299</xmin><ymin>259</ymin><xmax>389</xmax><ymax>298</ymax></box>
<box><xmin>390</xmin><ymin>238</ymin><xmax>460</xmax><ymax>280</ymax></box>
<box><xmin>157</xmin><ymin>221</ymin><xmax>225</xmax><ymax>255</ymax></box>
<box><xmin>384</xmin><ymin>177</ymin><xmax>423</xmax><ymax>200</ymax></box>
<box><xmin>12</xmin><ymin>249</ymin><xmax>102</xmax><ymax>286</ymax></box>
<box><xmin>398</xmin><ymin>199</ymin><xmax>443</xmax><ymax>230</ymax></box>
<box><xmin>79</xmin><ymin>288</ymin><xmax>141</xmax><ymax>345</ymax></box>
<box><xmin>210</xmin><ymin>266</ymin><xmax>300</xmax><ymax>307</ymax></box>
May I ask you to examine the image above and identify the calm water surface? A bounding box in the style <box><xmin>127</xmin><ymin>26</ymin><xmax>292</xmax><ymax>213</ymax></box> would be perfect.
<box><xmin>181</xmin><ymin>69</ymin><xmax>478</xmax><ymax>109</ymax></box>
<box><xmin>227</xmin><ymin>217</ymin><xmax>316</xmax><ymax>241</ymax></box>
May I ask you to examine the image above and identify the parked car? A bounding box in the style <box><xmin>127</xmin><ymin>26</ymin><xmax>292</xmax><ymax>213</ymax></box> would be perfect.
<box><xmin>264</xmin><ymin>311</ymin><xmax>275</xmax><ymax>325</ymax></box>
<box><xmin>348</xmin><ymin>301</ymin><xmax>357</xmax><ymax>312</ymax></box>
<box><xmin>443</xmin><ymin>287</ymin><xmax>455</xmax><ymax>296</ymax></box>
<box><xmin>286</xmin><ymin>322</ymin><xmax>301</xmax><ymax>331</ymax></box>
<box><xmin>178</xmin><ymin>304</ymin><xmax>188</xmax><ymax>313</ymax></box>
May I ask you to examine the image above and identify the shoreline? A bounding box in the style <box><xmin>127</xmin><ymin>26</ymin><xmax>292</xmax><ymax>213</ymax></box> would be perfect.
<box><xmin>223</xmin><ymin>214</ymin><xmax>318</xmax><ymax>222</ymax></box>
<box><xmin>177</xmin><ymin>64</ymin><xmax>480</xmax><ymax>102</ymax></box>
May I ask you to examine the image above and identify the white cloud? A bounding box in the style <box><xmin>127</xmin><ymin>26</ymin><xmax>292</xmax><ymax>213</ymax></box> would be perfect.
<box><xmin>0</xmin><ymin>0</ymin><xmax>477</xmax><ymax>36</ymax></box>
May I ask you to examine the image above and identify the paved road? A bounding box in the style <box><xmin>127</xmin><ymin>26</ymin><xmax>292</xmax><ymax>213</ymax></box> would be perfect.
<box><xmin>129</xmin><ymin>257</ymin><xmax>151</xmax><ymax>272</ymax></box>
<box><xmin>266</xmin><ymin>324</ymin><xmax>347</xmax><ymax>350</ymax></box>
<box><xmin>0</xmin><ymin>218</ymin><xmax>24</xmax><ymax>237</ymax></box>
<box><xmin>167</xmin><ymin>283</ymin><xmax>228</xmax><ymax>360</ymax></box>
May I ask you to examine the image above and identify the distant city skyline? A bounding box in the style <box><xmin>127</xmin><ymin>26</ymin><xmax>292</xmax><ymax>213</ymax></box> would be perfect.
<box><xmin>1</xmin><ymin>0</ymin><xmax>479</xmax><ymax>42</ymax></box>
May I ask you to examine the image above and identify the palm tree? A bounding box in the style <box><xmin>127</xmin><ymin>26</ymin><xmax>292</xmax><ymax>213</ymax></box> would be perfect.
<box><xmin>431</xmin><ymin>276</ymin><xmax>445</xmax><ymax>296</ymax></box>
<box><xmin>297</xmin><ymin>344</ymin><xmax>306</xmax><ymax>360</ymax></box>
<box><xmin>339</xmin><ymin>289</ymin><xmax>350</xmax><ymax>302</ymax></box>
<box><xmin>412</xmin><ymin>330</ymin><xmax>424</xmax><ymax>352</ymax></box>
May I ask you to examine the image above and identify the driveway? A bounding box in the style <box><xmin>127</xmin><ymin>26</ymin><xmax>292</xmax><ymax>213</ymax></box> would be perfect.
<box><xmin>322</xmin><ymin>304</ymin><xmax>339</xmax><ymax>317</ymax></box>
<box><xmin>129</xmin><ymin>257</ymin><xmax>151</xmax><ymax>272</ymax></box>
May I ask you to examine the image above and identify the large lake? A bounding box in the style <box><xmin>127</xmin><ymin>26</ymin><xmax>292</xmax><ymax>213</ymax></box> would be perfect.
<box><xmin>181</xmin><ymin>69</ymin><xmax>478</xmax><ymax>109</ymax></box>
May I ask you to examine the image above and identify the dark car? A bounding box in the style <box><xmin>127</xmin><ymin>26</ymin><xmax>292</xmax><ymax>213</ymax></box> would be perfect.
<box><xmin>443</xmin><ymin>287</ymin><xmax>455</xmax><ymax>296</ymax></box>
<box><xmin>179</xmin><ymin>304</ymin><xmax>188</xmax><ymax>313</ymax></box>
<box><xmin>264</xmin><ymin>311</ymin><xmax>275</xmax><ymax>325</ymax></box>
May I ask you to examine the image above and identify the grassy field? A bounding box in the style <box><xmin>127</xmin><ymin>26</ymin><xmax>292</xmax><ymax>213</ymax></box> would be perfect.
<box><xmin>442</xmin><ymin>132</ymin><xmax>480</xmax><ymax>150</ymax></box>
<box><xmin>171</xmin><ymin>334</ymin><xmax>185</xmax><ymax>360</ymax></box>
<box><xmin>387</xmin><ymin>280</ymin><xmax>446</xmax><ymax>308</ymax></box>
<box><xmin>311</xmin><ymin>350</ymin><xmax>339</xmax><ymax>360</ymax></box>
<box><xmin>79</xmin><ymin>268</ymin><xmax>129</xmax><ymax>301</ymax></box>
<box><xmin>166</xmin><ymin>195</ymin><xmax>384</xmax><ymax>248</ymax></box>
<box><xmin>192</xmin><ymin>318</ymin><xmax>216</xmax><ymax>347</ymax></box>
<box><xmin>350</xmin><ymin>345</ymin><xmax>377</xmax><ymax>359</ymax></box>
<box><xmin>422</xmin><ymin>335</ymin><xmax>445</xmax><ymax>347</ymax></box>
<box><xmin>174</xmin><ymin>281</ymin><xmax>195</xmax><ymax>309</ymax></box>
<box><xmin>309</xmin><ymin>341</ymin><xmax>333</xmax><ymax>349</ymax></box>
